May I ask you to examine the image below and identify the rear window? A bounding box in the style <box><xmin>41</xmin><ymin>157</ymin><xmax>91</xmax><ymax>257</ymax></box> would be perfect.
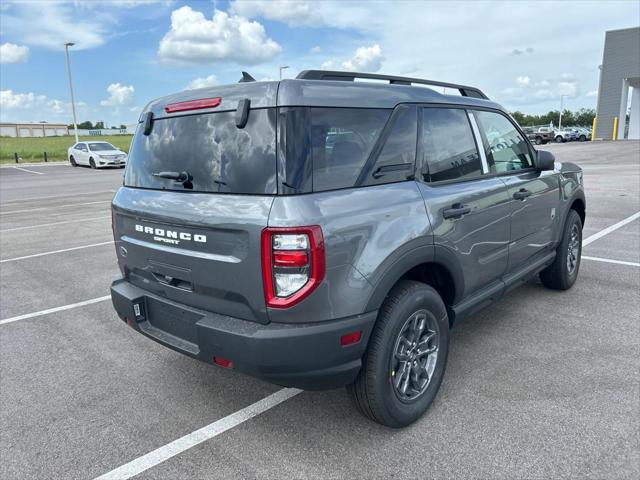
<box><xmin>124</xmin><ymin>109</ymin><xmax>277</xmax><ymax>194</ymax></box>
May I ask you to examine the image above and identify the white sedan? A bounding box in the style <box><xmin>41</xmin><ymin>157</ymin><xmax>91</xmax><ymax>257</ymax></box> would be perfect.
<box><xmin>68</xmin><ymin>141</ymin><xmax>127</xmax><ymax>169</ymax></box>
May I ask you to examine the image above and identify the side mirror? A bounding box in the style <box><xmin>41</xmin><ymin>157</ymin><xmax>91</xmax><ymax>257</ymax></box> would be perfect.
<box><xmin>536</xmin><ymin>150</ymin><xmax>555</xmax><ymax>171</ymax></box>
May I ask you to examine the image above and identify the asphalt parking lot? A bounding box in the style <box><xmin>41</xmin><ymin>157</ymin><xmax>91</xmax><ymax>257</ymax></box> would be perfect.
<box><xmin>1</xmin><ymin>141</ymin><xmax>638</xmax><ymax>480</ymax></box>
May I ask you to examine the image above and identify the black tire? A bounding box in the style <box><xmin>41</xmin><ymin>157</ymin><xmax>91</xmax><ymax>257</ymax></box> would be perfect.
<box><xmin>540</xmin><ymin>209</ymin><xmax>582</xmax><ymax>290</ymax></box>
<box><xmin>579</xmin><ymin>135</ymin><xmax>586</xmax><ymax>141</ymax></box>
<box><xmin>535</xmin><ymin>136</ymin><xmax>542</xmax><ymax>145</ymax></box>
<box><xmin>89</xmin><ymin>158</ymin><xmax>96</xmax><ymax>169</ymax></box>
<box><xmin>555</xmin><ymin>135</ymin><xmax>564</xmax><ymax>143</ymax></box>
<box><xmin>347</xmin><ymin>280</ymin><xmax>449</xmax><ymax>428</ymax></box>
<box><xmin>69</xmin><ymin>156</ymin><xmax>77</xmax><ymax>167</ymax></box>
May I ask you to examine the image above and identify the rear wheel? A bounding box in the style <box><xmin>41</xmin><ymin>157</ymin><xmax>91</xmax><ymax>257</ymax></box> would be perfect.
<box><xmin>540</xmin><ymin>209</ymin><xmax>582</xmax><ymax>290</ymax></box>
<box><xmin>69</xmin><ymin>156</ymin><xmax>77</xmax><ymax>167</ymax></box>
<box><xmin>348</xmin><ymin>280</ymin><xmax>449</xmax><ymax>428</ymax></box>
<box><xmin>89</xmin><ymin>158</ymin><xmax>96</xmax><ymax>169</ymax></box>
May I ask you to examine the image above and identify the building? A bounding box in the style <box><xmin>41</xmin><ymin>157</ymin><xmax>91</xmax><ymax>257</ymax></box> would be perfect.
<box><xmin>595</xmin><ymin>26</ymin><xmax>640</xmax><ymax>140</ymax></box>
<box><xmin>0</xmin><ymin>122</ymin><xmax>69</xmax><ymax>137</ymax></box>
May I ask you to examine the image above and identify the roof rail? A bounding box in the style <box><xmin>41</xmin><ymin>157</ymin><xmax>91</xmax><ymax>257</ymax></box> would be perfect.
<box><xmin>296</xmin><ymin>70</ymin><xmax>488</xmax><ymax>99</ymax></box>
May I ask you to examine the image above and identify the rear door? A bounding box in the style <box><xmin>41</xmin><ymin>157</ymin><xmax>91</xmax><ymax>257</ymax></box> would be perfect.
<box><xmin>416</xmin><ymin>106</ymin><xmax>511</xmax><ymax>300</ymax></box>
<box><xmin>113</xmin><ymin>107</ymin><xmax>277</xmax><ymax>324</ymax></box>
<box><xmin>472</xmin><ymin>110</ymin><xmax>560</xmax><ymax>271</ymax></box>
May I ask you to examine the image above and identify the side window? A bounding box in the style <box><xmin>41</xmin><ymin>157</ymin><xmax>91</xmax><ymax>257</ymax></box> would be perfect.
<box><xmin>310</xmin><ymin>108</ymin><xmax>390</xmax><ymax>192</ymax></box>
<box><xmin>360</xmin><ymin>105</ymin><xmax>417</xmax><ymax>186</ymax></box>
<box><xmin>421</xmin><ymin>107</ymin><xmax>482</xmax><ymax>182</ymax></box>
<box><xmin>473</xmin><ymin>111</ymin><xmax>533</xmax><ymax>173</ymax></box>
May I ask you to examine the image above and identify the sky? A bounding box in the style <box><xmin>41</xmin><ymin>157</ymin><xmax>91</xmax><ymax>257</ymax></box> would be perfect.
<box><xmin>0</xmin><ymin>0</ymin><xmax>638</xmax><ymax>126</ymax></box>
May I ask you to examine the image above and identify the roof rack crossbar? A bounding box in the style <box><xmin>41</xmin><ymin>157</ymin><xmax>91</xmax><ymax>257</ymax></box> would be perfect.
<box><xmin>296</xmin><ymin>70</ymin><xmax>488</xmax><ymax>99</ymax></box>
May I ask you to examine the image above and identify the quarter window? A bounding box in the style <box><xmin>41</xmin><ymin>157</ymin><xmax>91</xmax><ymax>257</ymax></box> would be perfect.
<box><xmin>421</xmin><ymin>108</ymin><xmax>482</xmax><ymax>182</ymax></box>
<box><xmin>473</xmin><ymin>111</ymin><xmax>533</xmax><ymax>173</ymax></box>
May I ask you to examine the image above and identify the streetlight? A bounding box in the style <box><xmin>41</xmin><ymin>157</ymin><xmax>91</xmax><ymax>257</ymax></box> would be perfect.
<box><xmin>64</xmin><ymin>42</ymin><xmax>79</xmax><ymax>144</ymax></box>
<box><xmin>558</xmin><ymin>94</ymin><xmax>568</xmax><ymax>130</ymax></box>
<box><xmin>279</xmin><ymin>65</ymin><xmax>289</xmax><ymax>80</ymax></box>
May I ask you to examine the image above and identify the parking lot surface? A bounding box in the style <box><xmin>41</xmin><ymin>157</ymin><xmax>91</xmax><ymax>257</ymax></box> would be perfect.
<box><xmin>1</xmin><ymin>141</ymin><xmax>639</xmax><ymax>479</ymax></box>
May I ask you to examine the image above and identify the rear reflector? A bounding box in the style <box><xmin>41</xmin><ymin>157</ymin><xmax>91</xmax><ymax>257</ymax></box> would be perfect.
<box><xmin>165</xmin><ymin>97</ymin><xmax>221</xmax><ymax>113</ymax></box>
<box><xmin>340</xmin><ymin>331</ymin><xmax>362</xmax><ymax>347</ymax></box>
<box><xmin>213</xmin><ymin>356</ymin><xmax>233</xmax><ymax>368</ymax></box>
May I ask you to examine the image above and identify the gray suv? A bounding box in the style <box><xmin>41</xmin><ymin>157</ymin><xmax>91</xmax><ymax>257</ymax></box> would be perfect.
<box><xmin>110</xmin><ymin>70</ymin><xmax>586</xmax><ymax>427</ymax></box>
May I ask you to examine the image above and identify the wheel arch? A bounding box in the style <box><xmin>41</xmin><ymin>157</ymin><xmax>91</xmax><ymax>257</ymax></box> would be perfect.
<box><xmin>570</xmin><ymin>197</ymin><xmax>586</xmax><ymax>227</ymax></box>
<box><xmin>364</xmin><ymin>245</ymin><xmax>464</xmax><ymax>326</ymax></box>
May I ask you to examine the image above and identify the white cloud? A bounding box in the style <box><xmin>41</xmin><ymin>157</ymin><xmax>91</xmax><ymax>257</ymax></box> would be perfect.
<box><xmin>100</xmin><ymin>83</ymin><xmax>135</xmax><ymax>107</ymax></box>
<box><xmin>185</xmin><ymin>74</ymin><xmax>218</xmax><ymax>90</ymax></box>
<box><xmin>230</xmin><ymin>0</ymin><xmax>370</xmax><ymax>29</ymax></box>
<box><xmin>0</xmin><ymin>43</ymin><xmax>29</xmax><ymax>63</ymax></box>
<box><xmin>231</xmin><ymin>0</ymin><xmax>320</xmax><ymax>26</ymax></box>
<box><xmin>310</xmin><ymin>46</ymin><xmax>322</xmax><ymax>54</ymax></box>
<box><xmin>516</xmin><ymin>76</ymin><xmax>530</xmax><ymax>87</ymax></box>
<box><xmin>1</xmin><ymin>1</ymin><xmax>106</xmax><ymax>50</ymax></box>
<box><xmin>342</xmin><ymin>44</ymin><xmax>384</xmax><ymax>71</ymax></box>
<box><xmin>158</xmin><ymin>6</ymin><xmax>281</xmax><ymax>65</ymax></box>
<box><xmin>0</xmin><ymin>89</ymin><xmax>86</xmax><ymax>122</ymax></box>
<box><xmin>586</xmin><ymin>90</ymin><xmax>598</xmax><ymax>97</ymax></box>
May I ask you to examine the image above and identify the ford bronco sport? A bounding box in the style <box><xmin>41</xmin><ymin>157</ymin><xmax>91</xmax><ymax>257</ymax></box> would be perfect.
<box><xmin>110</xmin><ymin>70</ymin><xmax>586</xmax><ymax>427</ymax></box>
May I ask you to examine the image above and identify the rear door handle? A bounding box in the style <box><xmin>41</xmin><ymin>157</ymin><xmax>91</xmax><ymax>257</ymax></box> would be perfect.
<box><xmin>443</xmin><ymin>204</ymin><xmax>471</xmax><ymax>219</ymax></box>
<box><xmin>513</xmin><ymin>188</ymin><xmax>532</xmax><ymax>200</ymax></box>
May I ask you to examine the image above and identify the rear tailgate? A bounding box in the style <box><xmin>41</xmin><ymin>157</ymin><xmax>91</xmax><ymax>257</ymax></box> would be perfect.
<box><xmin>112</xmin><ymin>188</ymin><xmax>273</xmax><ymax>324</ymax></box>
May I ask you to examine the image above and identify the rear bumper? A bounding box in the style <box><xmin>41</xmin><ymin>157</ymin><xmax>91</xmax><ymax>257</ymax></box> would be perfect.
<box><xmin>110</xmin><ymin>277</ymin><xmax>377</xmax><ymax>390</ymax></box>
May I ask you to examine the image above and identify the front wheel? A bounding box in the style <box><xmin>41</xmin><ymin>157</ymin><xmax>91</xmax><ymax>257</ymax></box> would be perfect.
<box><xmin>555</xmin><ymin>135</ymin><xmax>564</xmax><ymax>143</ymax></box>
<box><xmin>579</xmin><ymin>135</ymin><xmax>586</xmax><ymax>141</ymax></box>
<box><xmin>535</xmin><ymin>136</ymin><xmax>542</xmax><ymax>145</ymax></box>
<box><xmin>89</xmin><ymin>158</ymin><xmax>96</xmax><ymax>169</ymax></box>
<box><xmin>69</xmin><ymin>156</ymin><xmax>77</xmax><ymax>167</ymax></box>
<box><xmin>540</xmin><ymin>209</ymin><xmax>582</xmax><ymax>290</ymax></box>
<box><xmin>347</xmin><ymin>280</ymin><xmax>449</xmax><ymax>428</ymax></box>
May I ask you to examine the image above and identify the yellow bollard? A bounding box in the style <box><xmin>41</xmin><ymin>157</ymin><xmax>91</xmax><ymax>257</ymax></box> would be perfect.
<box><xmin>612</xmin><ymin>116</ymin><xmax>618</xmax><ymax>141</ymax></box>
<box><xmin>591</xmin><ymin>117</ymin><xmax>597</xmax><ymax>141</ymax></box>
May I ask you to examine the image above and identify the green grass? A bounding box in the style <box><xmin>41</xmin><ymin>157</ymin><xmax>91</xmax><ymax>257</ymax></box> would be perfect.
<box><xmin>0</xmin><ymin>135</ymin><xmax>134</xmax><ymax>163</ymax></box>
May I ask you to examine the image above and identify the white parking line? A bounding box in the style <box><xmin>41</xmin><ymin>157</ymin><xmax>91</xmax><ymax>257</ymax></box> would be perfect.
<box><xmin>0</xmin><ymin>296</ymin><xmax>111</xmax><ymax>326</ymax></box>
<box><xmin>93</xmin><ymin>388</ymin><xmax>302</xmax><ymax>480</ymax></box>
<box><xmin>582</xmin><ymin>256</ymin><xmax>640</xmax><ymax>267</ymax></box>
<box><xmin>0</xmin><ymin>215</ymin><xmax>110</xmax><ymax>232</ymax></box>
<box><xmin>0</xmin><ymin>190</ymin><xmax>115</xmax><ymax>204</ymax></box>
<box><xmin>0</xmin><ymin>241</ymin><xmax>114</xmax><ymax>263</ymax></box>
<box><xmin>0</xmin><ymin>200</ymin><xmax>110</xmax><ymax>215</ymax></box>
<box><xmin>582</xmin><ymin>211</ymin><xmax>640</xmax><ymax>246</ymax></box>
<box><xmin>12</xmin><ymin>166</ymin><xmax>44</xmax><ymax>175</ymax></box>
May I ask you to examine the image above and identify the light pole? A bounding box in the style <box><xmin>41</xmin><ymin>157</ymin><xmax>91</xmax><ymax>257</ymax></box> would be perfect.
<box><xmin>64</xmin><ymin>42</ymin><xmax>79</xmax><ymax>143</ymax></box>
<box><xmin>558</xmin><ymin>94</ymin><xmax>568</xmax><ymax>130</ymax></box>
<box><xmin>279</xmin><ymin>65</ymin><xmax>289</xmax><ymax>80</ymax></box>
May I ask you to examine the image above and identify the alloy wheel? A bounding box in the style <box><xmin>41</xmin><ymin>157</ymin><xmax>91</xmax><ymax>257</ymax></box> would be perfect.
<box><xmin>566</xmin><ymin>223</ymin><xmax>580</xmax><ymax>274</ymax></box>
<box><xmin>390</xmin><ymin>310</ymin><xmax>439</xmax><ymax>402</ymax></box>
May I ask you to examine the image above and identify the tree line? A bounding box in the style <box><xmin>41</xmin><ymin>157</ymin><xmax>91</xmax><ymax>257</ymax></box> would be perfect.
<box><xmin>67</xmin><ymin>121</ymin><xmax>128</xmax><ymax>130</ymax></box>
<box><xmin>511</xmin><ymin>108</ymin><xmax>596</xmax><ymax>128</ymax></box>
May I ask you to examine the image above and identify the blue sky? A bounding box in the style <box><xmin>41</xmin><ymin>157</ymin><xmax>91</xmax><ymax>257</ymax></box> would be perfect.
<box><xmin>1</xmin><ymin>0</ymin><xmax>638</xmax><ymax>126</ymax></box>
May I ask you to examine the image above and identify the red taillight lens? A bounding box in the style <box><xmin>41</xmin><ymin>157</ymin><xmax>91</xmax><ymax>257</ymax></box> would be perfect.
<box><xmin>273</xmin><ymin>251</ymin><xmax>309</xmax><ymax>267</ymax></box>
<box><xmin>164</xmin><ymin>97</ymin><xmax>221</xmax><ymax>113</ymax></box>
<box><xmin>261</xmin><ymin>226</ymin><xmax>325</xmax><ymax>309</ymax></box>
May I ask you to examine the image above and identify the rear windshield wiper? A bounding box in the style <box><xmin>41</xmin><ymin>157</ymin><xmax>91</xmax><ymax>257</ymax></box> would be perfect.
<box><xmin>152</xmin><ymin>171</ymin><xmax>193</xmax><ymax>189</ymax></box>
<box><xmin>152</xmin><ymin>171</ymin><xmax>191</xmax><ymax>182</ymax></box>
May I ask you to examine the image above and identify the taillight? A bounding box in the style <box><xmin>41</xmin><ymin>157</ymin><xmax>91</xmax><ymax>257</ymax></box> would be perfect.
<box><xmin>164</xmin><ymin>97</ymin><xmax>221</xmax><ymax>113</ymax></box>
<box><xmin>261</xmin><ymin>226</ymin><xmax>325</xmax><ymax>308</ymax></box>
